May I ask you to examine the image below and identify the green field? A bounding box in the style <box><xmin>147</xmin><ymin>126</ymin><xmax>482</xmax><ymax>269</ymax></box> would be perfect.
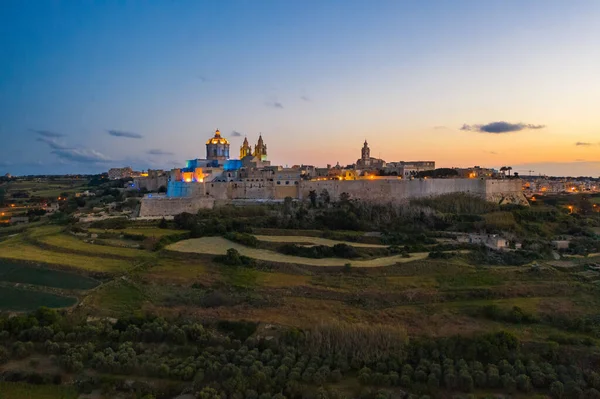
<box><xmin>88</xmin><ymin>227</ymin><xmax>185</xmax><ymax>237</ymax></box>
<box><xmin>0</xmin><ymin>286</ymin><xmax>77</xmax><ymax>311</ymax></box>
<box><xmin>0</xmin><ymin>261</ymin><xmax>99</xmax><ymax>290</ymax></box>
<box><xmin>168</xmin><ymin>236</ymin><xmax>429</xmax><ymax>267</ymax></box>
<box><xmin>0</xmin><ymin>383</ymin><xmax>78</xmax><ymax>399</ymax></box>
<box><xmin>0</xmin><ymin>241</ymin><xmax>135</xmax><ymax>273</ymax></box>
<box><xmin>38</xmin><ymin>231</ymin><xmax>150</xmax><ymax>258</ymax></box>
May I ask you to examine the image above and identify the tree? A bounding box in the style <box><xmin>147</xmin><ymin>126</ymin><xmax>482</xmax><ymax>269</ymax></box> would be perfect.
<box><xmin>283</xmin><ymin>196</ymin><xmax>293</xmax><ymax>215</ymax></box>
<box><xmin>550</xmin><ymin>381</ymin><xmax>564</xmax><ymax>399</ymax></box>
<box><xmin>339</xmin><ymin>192</ymin><xmax>351</xmax><ymax>204</ymax></box>
<box><xmin>319</xmin><ymin>189</ymin><xmax>331</xmax><ymax>205</ymax></box>
<box><xmin>158</xmin><ymin>218</ymin><xmax>168</xmax><ymax>229</ymax></box>
<box><xmin>308</xmin><ymin>190</ymin><xmax>317</xmax><ymax>208</ymax></box>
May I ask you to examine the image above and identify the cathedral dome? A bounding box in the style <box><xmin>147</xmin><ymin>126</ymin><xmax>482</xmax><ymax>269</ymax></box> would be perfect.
<box><xmin>206</xmin><ymin>129</ymin><xmax>229</xmax><ymax>145</ymax></box>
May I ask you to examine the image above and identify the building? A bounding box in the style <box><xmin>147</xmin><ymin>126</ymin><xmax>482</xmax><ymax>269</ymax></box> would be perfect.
<box><xmin>384</xmin><ymin>161</ymin><xmax>436</xmax><ymax>178</ymax></box>
<box><xmin>253</xmin><ymin>134</ymin><xmax>268</xmax><ymax>161</ymax></box>
<box><xmin>206</xmin><ymin>129</ymin><xmax>230</xmax><ymax>161</ymax></box>
<box><xmin>356</xmin><ymin>140</ymin><xmax>385</xmax><ymax>170</ymax></box>
<box><xmin>454</xmin><ymin>166</ymin><xmax>497</xmax><ymax>179</ymax></box>
<box><xmin>108</xmin><ymin>167</ymin><xmax>134</xmax><ymax>180</ymax></box>
<box><xmin>240</xmin><ymin>137</ymin><xmax>252</xmax><ymax>158</ymax></box>
<box><xmin>458</xmin><ymin>233</ymin><xmax>509</xmax><ymax>250</ymax></box>
<box><xmin>131</xmin><ymin>169</ymin><xmax>168</xmax><ymax>192</ymax></box>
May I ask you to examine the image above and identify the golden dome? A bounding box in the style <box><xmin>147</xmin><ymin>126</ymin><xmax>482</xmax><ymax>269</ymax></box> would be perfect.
<box><xmin>206</xmin><ymin>129</ymin><xmax>229</xmax><ymax>145</ymax></box>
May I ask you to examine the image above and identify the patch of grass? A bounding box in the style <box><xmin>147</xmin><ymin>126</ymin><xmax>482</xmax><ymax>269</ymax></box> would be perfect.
<box><xmin>0</xmin><ymin>262</ymin><xmax>99</xmax><ymax>289</ymax></box>
<box><xmin>85</xmin><ymin>279</ymin><xmax>145</xmax><ymax>315</ymax></box>
<box><xmin>168</xmin><ymin>237</ymin><xmax>430</xmax><ymax>267</ymax></box>
<box><xmin>0</xmin><ymin>382</ymin><xmax>78</xmax><ymax>399</ymax></box>
<box><xmin>257</xmin><ymin>272</ymin><xmax>311</xmax><ymax>287</ymax></box>
<box><xmin>436</xmin><ymin>271</ymin><xmax>504</xmax><ymax>288</ymax></box>
<box><xmin>0</xmin><ymin>286</ymin><xmax>77</xmax><ymax>311</ymax></box>
<box><xmin>221</xmin><ymin>266</ymin><xmax>260</xmax><ymax>289</ymax></box>
<box><xmin>89</xmin><ymin>227</ymin><xmax>185</xmax><ymax>237</ymax></box>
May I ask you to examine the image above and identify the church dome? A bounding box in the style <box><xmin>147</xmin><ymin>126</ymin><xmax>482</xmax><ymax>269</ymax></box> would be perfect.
<box><xmin>206</xmin><ymin>129</ymin><xmax>229</xmax><ymax>145</ymax></box>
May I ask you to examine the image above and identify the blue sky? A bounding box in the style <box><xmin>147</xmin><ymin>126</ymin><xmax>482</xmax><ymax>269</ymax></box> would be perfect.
<box><xmin>1</xmin><ymin>0</ymin><xmax>600</xmax><ymax>176</ymax></box>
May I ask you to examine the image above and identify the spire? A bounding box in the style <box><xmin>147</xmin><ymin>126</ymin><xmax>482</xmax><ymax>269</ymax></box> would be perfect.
<box><xmin>215</xmin><ymin>129</ymin><xmax>221</xmax><ymax>137</ymax></box>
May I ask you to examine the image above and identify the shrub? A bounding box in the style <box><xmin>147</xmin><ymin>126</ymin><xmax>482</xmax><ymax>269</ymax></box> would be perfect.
<box><xmin>224</xmin><ymin>232</ymin><xmax>259</xmax><ymax>248</ymax></box>
<box><xmin>550</xmin><ymin>381</ymin><xmax>564</xmax><ymax>399</ymax></box>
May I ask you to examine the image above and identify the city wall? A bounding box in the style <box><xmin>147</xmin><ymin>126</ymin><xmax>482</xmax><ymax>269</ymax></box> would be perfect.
<box><xmin>138</xmin><ymin>196</ymin><xmax>214</xmax><ymax>217</ymax></box>
<box><xmin>141</xmin><ymin>178</ymin><xmax>526</xmax><ymax>216</ymax></box>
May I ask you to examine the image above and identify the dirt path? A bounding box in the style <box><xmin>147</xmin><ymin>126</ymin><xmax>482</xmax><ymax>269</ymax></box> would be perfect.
<box><xmin>168</xmin><ymin>237</ymin><xmax>428</xmax><ymax>267</ymax></box>
<box><xmin>253</xmin><ymin>235</ymin><xmax>387</xmax><ymax>248</ymax></box>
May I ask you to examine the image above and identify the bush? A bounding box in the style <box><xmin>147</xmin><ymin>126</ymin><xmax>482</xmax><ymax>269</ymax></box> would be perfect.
<box><xmin>550</xmin><ymin>381</ymin><xmax>564</xmax><ymax>399</ymax></box>
<box><xmin>224</xmin><ymin>232</ymin><xmax>259</xmax><ymax>248</ymax></box>
<box><xmin>214</xmin><ymin>248</ymin><xmax>255</xmax><ymax>267</ymax></box>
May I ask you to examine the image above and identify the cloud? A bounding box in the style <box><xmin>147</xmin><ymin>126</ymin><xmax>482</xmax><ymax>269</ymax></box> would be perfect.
<box><xmin>30</xmin><ymin>129</ymin><xmax>66</xmax><ymax>138</ymax></box>
<box><xmin>265</xmin><ymin>101</ymin><xmax>284</xmax><ymax>109</ymax></box>
<box><xmin>0</xmin><ymin>160</ymin><xmax>12</xmax><ymax>167</ymax></box>
<box><xmin>147</xmin><ymin>149</ymin><xmax>174</xmax><ymax>156</ymax></box>
<box><xmin>51</xmin><ymin>148</ymin><xmax>112</xmax><ymax>163</ymax></box>
<box><xmin>575</xmin><ymin>142</ymin><xmax>595</xmax><ymax>146</ymax></box>
<box><xmin>460</xmin><ymin>121</ymin><xmax>545</xmax><ymax>134</ymax></box>
<box><xmin>231</xmin><ymin>130</ymin><xmax>243</xmax><ymax>137</ymax></box>
<box><xmin>36</xmin><ymin>137</ymin><xmax>69</xmax><ymax>150</ymax></box>
<box><xmin>433</xmin><ymin>126</ymin><xmax>450</xmax><ymax>130</ymax></box>
<box><xmin>300</xmin><ymin>95</ymin><xmax>311</xmax><ymax>102</ymax></box>
<box><xmin>107</xmin><ymin>129</ymin><xmax>143</xmax><ymax>139</ymax></box>
<box><xmin>197</xmin><ymin>75</ymin><xmax>208</xmax><ymax>83</ymax></box>
<box><xmin>485</xmin><ymin>151</ymin><xmax>499</xmax><ymax>155</ymax></box>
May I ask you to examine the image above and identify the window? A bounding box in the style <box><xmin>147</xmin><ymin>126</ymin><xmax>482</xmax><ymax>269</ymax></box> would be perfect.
<box><xmin>286</xmin><ymin>181</ymin><xmax>289</xmax><ymax>185</ymax></box>
<box><xmin>277</xmin><ymin>181</ymin><xmax>281</xmax><ymax>185</ymax></box>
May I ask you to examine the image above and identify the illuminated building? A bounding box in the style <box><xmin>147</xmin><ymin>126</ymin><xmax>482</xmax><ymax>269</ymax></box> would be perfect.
<box><xmin>206</xmin><ymin>129</ymin><xmax>230</xmax><ymax>161</ymax></box>
<box><xmin>240</xmin><ymin>137</ymin><xmax>252</xmax><ymax>158</ymax></box>
<box><xmin>252</xmin><ymin>134</ymin><xmax>268</xmax><ymax>161</ymax></box>
<box><xmin>356</xmin><ymin>140</ymin><xmax>385</xmax><ymax>169</ymax></box>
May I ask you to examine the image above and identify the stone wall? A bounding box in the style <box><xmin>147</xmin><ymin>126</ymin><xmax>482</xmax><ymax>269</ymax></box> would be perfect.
<box><xmin>145</xmin><ymin>178</ymin><xmax>526</xmax><ymax>216</ymax></box>
<box><xmin>139</xmin><ymin>196</ymin><xmax>214</xmax><ymax>217</ymax></box>
<box><xmin>299</xmin><ymin>178</ymin><xmax>490</xmax><ymax>203</ymax></box>
<box><xmin>133</xmin><ymin>175</ymin><xmax>168</xmax><ymax>192</ymax></box>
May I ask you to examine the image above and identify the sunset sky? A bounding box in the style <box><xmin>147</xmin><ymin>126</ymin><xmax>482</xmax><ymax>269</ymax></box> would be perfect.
<box><xmin>1</xmin><ymin>0</ymin><xmax>599</xmax><ymax>176</ymax></box>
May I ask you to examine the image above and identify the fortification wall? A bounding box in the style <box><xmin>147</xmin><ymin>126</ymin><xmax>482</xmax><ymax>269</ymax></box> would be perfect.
<box><xmin>484</xmin><ymin>179</ymin><xmax>528</xmax><ymax>205</ymax></box>
<box><xmin>139</xmin><ymin>197</ymin><xmax>214</xmax><ymax>217</ymax></box>
<box><xmin>150</xmin><ymin>178</ymin><xmax>526</xmax><ymax>215</ymax></box>
<box><xmin>298</xmin><ymin>178</ymin><xmax>489</xmax><ymax>203</ymax></box>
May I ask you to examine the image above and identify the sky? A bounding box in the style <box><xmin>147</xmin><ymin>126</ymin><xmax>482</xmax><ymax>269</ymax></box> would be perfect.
<box><xmin>1</xmin><ymin>0</ymin><xmax>600</xmax><ymax>177</ymax></box>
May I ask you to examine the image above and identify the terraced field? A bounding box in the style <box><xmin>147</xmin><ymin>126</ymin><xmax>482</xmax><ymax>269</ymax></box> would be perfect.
<box><xmin>88</xmin><ymin>227</ymin><xmax>185</xmax><ymax>237</ymax></box>
<box><xmin>38</xmin><ymin>232</ymin><xmax>150</xmax><ymax>258</ymax></box>
<box><xmin>253</xmin><ymin>234</ymin><xmax>386</xmax><ymax>248</ymax></box>
<box><xmin>0</xmin><ymin>382</ymin><xmax>78</xmax><ymax>399</ymax></box>
<box><xmin>0</xmin><ymin>240</ymin><xmax>135</xmax><ymax>272</ymax></box>
<box><xmin>168</xmin><ymin>236</ymin><xmax>428</xmax><ymax>267</ymax></box>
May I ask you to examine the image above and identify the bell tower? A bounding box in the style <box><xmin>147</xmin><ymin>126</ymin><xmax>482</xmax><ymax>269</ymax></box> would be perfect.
<box><xmin>361</xmin><ymin>140</ymin><xmax>370</xmax><ymax>162</ymax></box>
<box><xmin>240</xmin><ymin>136</ymin><xmax>252</xmax><ymax>158</ymax></box>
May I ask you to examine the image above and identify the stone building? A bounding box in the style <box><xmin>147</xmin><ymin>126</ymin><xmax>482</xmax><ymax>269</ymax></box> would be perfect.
<box><xmin>384</xmin><ymin>161</ymin><xmax>436</xmax><ymax>177</ymax></box>
<box><xmin>253</xmin><ymin>134</ymin><xmax>268</xmax><ymax>161</ymax></box>
<box><xmin>108</xmin><ymin>167</ymin><xmax>134</xmax><ymax>180</ymax></box>
<box><xmin>240</xmin><ymin>137</ymin><xmax>252</xmax><ymax>158</ymax></box>
<box><xmin>206</xmin><ymin>129</ymin><xmax>230</xmax><ymax>161</ymax></box>
<box><xmin>356</xmin><ymin>140</ymin><xmax>385</xmax><ymax>170</ymax></box>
